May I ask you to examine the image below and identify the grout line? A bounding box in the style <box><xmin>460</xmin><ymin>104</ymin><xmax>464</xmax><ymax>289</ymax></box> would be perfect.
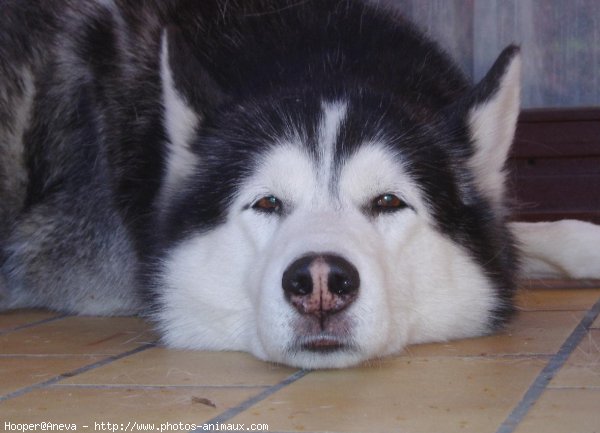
<box><xmin>51</xmin><ymin>383</ymin><xmax>270</xmax><ymax>390</ymax></box>
<box><xmin>190</xmin><ymin>369</ymin><xmax>309</xmax><ymax>432</ymax></box>
<box><xmin>0</xmin><ymin>342</ymin><xmax>155</xmax><ymax>402</ymax></box>
<box><xmin>518</xmin><ymin>308</ymin><xmax>599</xmax><ymax>313</ymax></box>
<box><xmin>0</xmin><ymin>354</ymin><xmax>123</xmax><ymax>358</ymax></box>
<box><xmin>0</xmin><ymin>313</ymin><xmax>70</xmax><ymax>336</ymax></box>
<box><xmin>546</xmin><ymin>385</ymin><xmax>600</xmax><ymax>390</ymax></box>
<box><xmin>401</xmin><ymin>353</ymin><xmax>552</xmax><ymax>360</ymax></box>
<box><xmin>495</xmin><ymin>296</ymin><xmax>600</xmax><ymax>433</ymax></box>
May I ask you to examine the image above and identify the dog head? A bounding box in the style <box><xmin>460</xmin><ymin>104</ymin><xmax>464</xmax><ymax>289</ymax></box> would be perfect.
<box><xmin>152</xmin><ymin>28</ymin><xmax>520</xmax><ymax>368</ymax></box>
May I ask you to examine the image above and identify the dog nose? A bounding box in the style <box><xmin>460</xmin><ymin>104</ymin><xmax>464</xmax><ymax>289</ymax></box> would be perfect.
<box><xmin>282</xmin><ymin>254</ymin><xmax>360</xmax><ymax>317</ymax></box>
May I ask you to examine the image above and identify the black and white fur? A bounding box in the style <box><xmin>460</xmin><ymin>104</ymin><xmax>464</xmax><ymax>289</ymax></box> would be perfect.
<box><xmin>1</xmin><ymin>0</ymin><xmax>598</xmax><ymax>368</ymax></box>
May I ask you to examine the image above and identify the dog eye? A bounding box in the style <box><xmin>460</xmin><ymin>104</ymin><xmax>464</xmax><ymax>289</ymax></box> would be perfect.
<box><xmin>252</xmin><ymin>195</ymin><xmax>282</xmax><ymax>214</ymax></box>
<box><xmin>371</xmin><ymin>194</ymin><xmax>407</xmax><ymax>213</ymax></box>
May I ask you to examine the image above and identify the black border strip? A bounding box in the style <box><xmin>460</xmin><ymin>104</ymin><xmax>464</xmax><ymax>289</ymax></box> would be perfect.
<box><xmin>190</xmin><ymin>370</ymin><xmax>309</xmax><ymax>432</ymax></box>
<box><xmin>0</xmin><ymin>343</ymin><xmax>155</xmax><ymax>402</ymax></box>
<box><xmin>495</xmin><ymin>296</ymin><xmax>600</xmax><ymax>433</ymax></box>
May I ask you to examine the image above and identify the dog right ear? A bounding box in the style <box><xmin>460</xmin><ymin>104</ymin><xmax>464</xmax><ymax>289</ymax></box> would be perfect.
<box><xmin>157</xmin><ymin>27</ymin><xmax>227</xmax><ymax>208</ymax></box>
<box><xmin>161</xmin><ymin>26</ymin><xmax>228</xmax><ymax>117</ymax></box>
<box><xmin>160</xmin><ymin>26</ymin><xmax>227</xmax><ymax>151</ymax></box>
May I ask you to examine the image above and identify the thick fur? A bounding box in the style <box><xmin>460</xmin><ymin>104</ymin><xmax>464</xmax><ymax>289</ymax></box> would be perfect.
<box><xmin>1</xmin><ymin>0</ymin><xmax>598</xmax><ymax>368</ymax></box>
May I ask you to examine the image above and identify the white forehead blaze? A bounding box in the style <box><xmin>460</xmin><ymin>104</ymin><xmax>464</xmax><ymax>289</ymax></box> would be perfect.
<box><xmin>317</xmin><ymin>100</ymin><xmax>348</xmax><ymax>184</ymax></box>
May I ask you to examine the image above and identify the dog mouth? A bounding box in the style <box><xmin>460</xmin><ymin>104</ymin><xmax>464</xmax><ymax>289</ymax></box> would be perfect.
<box><xmin>295</xmin><ymin>335</ymin><xmax>354</xmax><ymax>353</ymax></box>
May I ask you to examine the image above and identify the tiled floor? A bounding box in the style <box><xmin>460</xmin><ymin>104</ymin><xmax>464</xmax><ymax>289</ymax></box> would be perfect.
<box><xmin>1</xmin><ymin>281</ymin><xmax>599</xmax><ymax>433</ymax></box>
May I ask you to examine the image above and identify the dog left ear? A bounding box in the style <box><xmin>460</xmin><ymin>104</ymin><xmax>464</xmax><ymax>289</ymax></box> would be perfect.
<box><xmin>464</xmin><ymin>46</ymin><xmax>521</xmax><ymax>208</ymax></box>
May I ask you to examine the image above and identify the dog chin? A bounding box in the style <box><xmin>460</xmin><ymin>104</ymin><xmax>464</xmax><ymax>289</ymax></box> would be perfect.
<box><xmin>252</xmin><ymin>330</ymin><xmax>399</xmax><ymax>369</ymax></box>
<box><xmin>265</xmin><ymin>346</ymin><xmax>371</xmax><ymax>370</ymax></box>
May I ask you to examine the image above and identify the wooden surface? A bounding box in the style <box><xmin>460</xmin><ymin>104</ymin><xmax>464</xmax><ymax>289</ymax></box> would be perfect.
<box><xmin>508</xmin><ymin>107</ymin><xmax>600</xmax><ymax>224</ymax></box>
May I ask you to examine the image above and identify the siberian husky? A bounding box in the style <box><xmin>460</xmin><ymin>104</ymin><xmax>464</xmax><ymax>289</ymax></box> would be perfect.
<box><xmin>1</xmin><ymin>0</ymin><xmax>599</xmax><ymax>368</ymax></box>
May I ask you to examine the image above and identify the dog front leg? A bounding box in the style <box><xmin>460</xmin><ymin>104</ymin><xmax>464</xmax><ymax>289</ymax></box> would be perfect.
<box><xmin>510</xmin><ymin>220</ymin><xmax>600</xmax><ymax>279</ymax></box>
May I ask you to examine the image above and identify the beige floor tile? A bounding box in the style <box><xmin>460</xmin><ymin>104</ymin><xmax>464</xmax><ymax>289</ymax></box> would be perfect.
<box><xmin>513</xmin><ymin>389</ymin><xmax>600</xmax><ymax>433</ymax></box>
<box><xmin>0</xmin><ymin>386</ymin><xmax>259</xmax><ymax>425</ymax></box>
<box><xmin>231</xmin><ymin>357</ymin><xmax>543</xmax><ymax>433</ymax></box>
<box><xmin>0</xmin><ymin>310</ymin><xmax>61</xmax><ymax>332</ymax></box>
<box><xmin>402</xmin><ymin>311</ymin><xmax>583</xmax><ymax>358</ymax></box>
<box><xmin>0</xmin><ymin>356</ymin><xmax>104</xmax><ymax>396</ymax></box>
<box><xmin>0</xmin><ymin>317</ymin><xmax>155</xmax><ymax>355</ymax></box>
<box><xmin>550</xmin><ymin>329</ymin><xmax>600</xmax><ymax>388</ymax></box>
<box><xmin>516</xmin><ymin>289</ymin><xmax>600</xmax><ymax>312</ymax></box>
<box><xmin>62</xmin><ymin>347</ymin><xmax>297</xmax><ymax>387</ymax></box>
<box><xmin>593</xmin><ymin>315</ymin><xmax>600</xmax><ymax>329</ymax></box>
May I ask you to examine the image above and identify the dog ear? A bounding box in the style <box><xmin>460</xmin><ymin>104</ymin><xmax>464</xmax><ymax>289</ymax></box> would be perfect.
<box><xmin>157</xmin><ymin>27</ymin><xmax>227</xmax><ymax>208</ymax></box>
<box><xmin>162</xmin><ymin>26</ymin><xmax>228</xmax><ymax>115</ymax></box>
<box><xmin>160</xmin><ymin>26</ymin><xmax>227</xmax><ymax>146</ymax></box>
<box><xmin>464</xmin><ymin>46</ymin><xmax>521</xmax><ymax>208</ymax></box>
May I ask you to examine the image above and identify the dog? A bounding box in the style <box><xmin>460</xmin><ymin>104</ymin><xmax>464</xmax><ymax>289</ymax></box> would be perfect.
<box><xmin>1</xmin><ymin>0</ymin><xmax>599</xmax><ymax>369</ymax></box>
